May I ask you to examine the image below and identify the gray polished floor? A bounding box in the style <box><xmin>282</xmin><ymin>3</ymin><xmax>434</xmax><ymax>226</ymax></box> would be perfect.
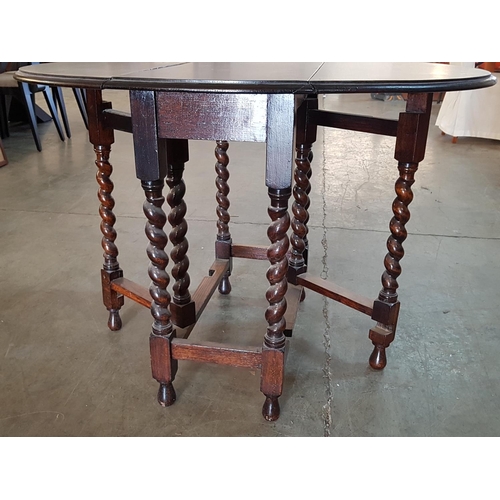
<box><xmin>1</xmin><ymin>89</ymin><xmax>499</xmax><ymax>437</ymax></box>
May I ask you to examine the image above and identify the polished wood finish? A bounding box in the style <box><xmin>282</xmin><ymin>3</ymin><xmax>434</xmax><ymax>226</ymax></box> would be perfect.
<box><xmin>87</xmin><ymin>89</ymin><xmax>124</xmax><ymax>331</ymax></box>
<box><xmin>166</xmin><ymin>139</ymin><xmax>196</xmax><ymax>327</ymax></box>
<box><xmin>310</xmin><ymin>109</ymin><xmax>398</xmax><ymax>137</ymax></box>
<box><xmin>157</xmin><ymin>92</ymin><xmax>267</xmax><ymax>142</ymax></box>
<box><xmin>264</xmin><ymin>189</ymin><xmax>291</xmax><ymax>346</ymax></box>
<box><xmin>288</xmin><ymin>96</ymin><xmax>317</xmax><ymax>283</ymax></box>
<box><xmin>283</xmin><ymin>284</ymin><xmax>304</xmax><ymax>337</ymax></box>
<box><xmin>192</xmin><ymin>259</ymin><xmax>230</xmax><ymax>321</ymax></box>
<box><xmin>142</xmin><ymin>178</ymin><xmax>177</xmax><ymax>406</ymax></box>
<box><xmin>215</xmin><ymin>140</ymin><xmax>232</xmax><ymax>295</ymax></box>
<box><xmin>130</xmin><ymin>90</ymin><xmax>167</xmax><ymax>181</ymax></box>
<box><xmin>16</xmin><ymin>62</ymin><xmax>496</xmax><ymax>94</ymax></box>
<box><xmin>15</xmin><ymin>63</ymin><xmax>496</xmax><ymax>422</ymax></box>
<box><xmin>261</xmin><ymin>187</ymin><xmax>291</xmax><ymax>420</ymax></box>
<box><xmin>102</xmin><ymin>109</ymin><xmax>132</xmax><ymax>133</ymax></box>
<box><xmin>231</xmin><ymin>244</ymin><xmax>268</xmax><ymax>260</ymax></box>
<box><xmin>111</xmin><ymin>278</ymin><xmax>150</xmax><ymax>308</ymax></box>
<box><xmin>150</xmin><ymin>333</ymin><xmax>177</xmax><ymax>407</ymax></box>
<box><xmin>265</xmin><ymin>94</ymin><xmax>295</xmax><ymax>189</ymax></box>
<box><xmin>367</xmin><ymin>93</ymin><xmax>433</xmax><ymax>369</ymax></box>
<box><xmin>171</xmin><ymin>339</ymin><xmax>261</xmax><ymax>369</ymax></box>
<box><xmin>297</xmin><ymin>273</ymin><xmax>374</xmax><ymax>316</ymax></box>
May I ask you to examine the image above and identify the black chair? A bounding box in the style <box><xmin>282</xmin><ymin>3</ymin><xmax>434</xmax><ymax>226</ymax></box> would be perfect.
<box><xmin>55</xmin><ymin>87</ymin><xmax>89</xmax><ymax>133</ymax></box>
<box><xmin>72</xmin><ymin>87</ymin><xmax>88</xmax><ymax>129</ymax></box>
<box><xmin>53</xmin><ymin>86</ymin><xmax>89</xmax><ymax>136</ymax></box>
<box><xmin>0</xmin><ymin>62</ymin><xmax>66</xmax><ymax>151</ymax></box>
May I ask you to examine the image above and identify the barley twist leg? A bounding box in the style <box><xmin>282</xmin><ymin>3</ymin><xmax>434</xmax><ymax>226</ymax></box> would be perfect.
<box><xmin>95</xmin><ymin>144</ymin><xmax>123</xmax><ymax>331</ymax></box>
<box><xmin>215</xmin><ymin>140</ymin><xmax>232</xmax><ymax>294</ymax></box>
<box><xmin>143</xmin><ymin>179</ymin><xmax>177</xmax><ymax>406</ymax></box>
<box><xmin>261</xmin><ymin>188</ymin><xmax>291</xmax><ymax>421</ymax></box>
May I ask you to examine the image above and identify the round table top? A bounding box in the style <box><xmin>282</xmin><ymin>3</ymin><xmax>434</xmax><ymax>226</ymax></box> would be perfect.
<box><xmin>15</xmin><ymin>62</ymin><xmax>496</xmax><ymax>94</ymax></box>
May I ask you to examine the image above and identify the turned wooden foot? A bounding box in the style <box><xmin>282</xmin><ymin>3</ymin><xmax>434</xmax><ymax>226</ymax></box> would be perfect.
<box><xmin>369</xmin><ymin>344</ymin><xmax>387</xmax><ymax>370</ymax></box>
<box><xmin>157</xmin><ymin>382</ymin><xmax>176</xmax><ymax>407</ymax></box>
<box><xmin>107</xmin><ymin>309</ymin><xmax>122</xmax><ymax>331</ymax></box>
<box><xmin>262</xmin><ymin>396</ymin><xmax>280</xmax><ymax>421</ymax></box>
<box><xmin>368</xmin><ymin>322</ymin><xmax>396</xmax><ymax>371</ymax></box>
<box><xmin>218</xmin><ymin>275</ymin><xmax>232</xmax><ymax>295</ymax></box>
<box><xmin>300</xmin><ymin>288</ymin><xmax>306</xmax><ymax>302</ymax></box>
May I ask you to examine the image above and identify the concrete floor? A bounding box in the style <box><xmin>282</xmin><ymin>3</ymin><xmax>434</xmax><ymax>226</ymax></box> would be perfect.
<box><xmin>1</xmin><ymin>88</ymin><xmax>499</xmax><ymax>437</ymax></box>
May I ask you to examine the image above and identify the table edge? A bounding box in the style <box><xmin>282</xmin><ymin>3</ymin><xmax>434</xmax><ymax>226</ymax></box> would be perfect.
<box><xmin>14</xmin><ymin>67</ymin><xmax>497</xmax><ymax>94</ymax></box>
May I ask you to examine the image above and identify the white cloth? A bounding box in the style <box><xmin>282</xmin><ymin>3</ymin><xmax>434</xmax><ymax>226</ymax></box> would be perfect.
<box><xmin>435</xmin><ymin>62</ymin><xmax>500</xmax><ymax>141</ymax></box>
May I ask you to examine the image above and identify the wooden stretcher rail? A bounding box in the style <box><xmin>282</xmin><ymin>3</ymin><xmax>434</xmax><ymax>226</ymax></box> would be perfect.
<box><xmin>297</xmin><ymin>273</ymin><xmax>374</xmax><ymax>316</ymax></box>
<box><xmin>111</xmin><ymin>260</ymin><xmax>305</xmax><ymax>340</ymax></box>
<box><xmin>283</xmin><ymin>284</ymin><xmax>303</xmax><ymax>336</ymax></box>
<box><xmin>102</xmin><ymin>109</ymin><xmax>133</xmax><ymax>133</ymax></box>
<box><xmin>192</xmin><ymin>259</ymin><xmax>230</xmax><ymax>321</ymax></box>
<box><xmin>111</xmin><ymin>277</ymin><xmax>151</xmax><ymax>308</ymax></box>
<box><xmin>171</xmin><ymin>338</ymin><xmax>262</xmax><ymax>369</ymax></box>
<box><xmin>110</xmin><ymin>259</ymin><xmax>229</xmax><ymax>319</ymax></box>
<box><xmin>310</xmin><ymin>109</ymin><xmax>398</xmax><ymax>137</ymax></box>
<box><xmin>231</xmin><ymin>244</ymin><xmax>268</xmax><ymax>260</ymax></box>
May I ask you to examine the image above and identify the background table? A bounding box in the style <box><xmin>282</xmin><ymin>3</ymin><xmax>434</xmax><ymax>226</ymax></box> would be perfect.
<box><xmin>15</xmin><ymin>62</ymin><xmax>495</xmax><ymax>420</ymax></box>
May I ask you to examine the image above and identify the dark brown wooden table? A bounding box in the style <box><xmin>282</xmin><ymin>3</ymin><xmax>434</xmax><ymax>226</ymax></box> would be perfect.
<box><xmin>16</xmin><ymin>63</ymin><xmax>496</xmax><ymax>421</ymax></box>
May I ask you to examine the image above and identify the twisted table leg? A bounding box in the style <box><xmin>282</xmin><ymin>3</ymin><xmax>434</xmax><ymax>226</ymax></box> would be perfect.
<box><xmin>289</xmin><ymin>142</ymin><xmax>312</xmax><ymax>276</ymax></box>
<box><xmin>289</xmin><ymin>96</ymin><xmax>317</xmax><ymax>305</ymax></box>
<box><xmin>142</xmin><ymin>179</ymin><xmax>177</xmax><ymax>406</ymax></box>
<box><xmin>369</xmin><ymin>93</ymin><xmax>432</xmax><ymax>369</ymax></box>
<box><xmin>261</xmin><ymin>187</ymin><xmax>291</xmax><ymax>421</ymax></box>
<box><xmin>215</xmin><ymin>140</ymin><xmax>232</xmax><ymax>294</ymax></box>
<box><xmin>87</xmin><ymin>90</ymin><xmax>124</xmax><ymax>331</ymax></box>
<box><xmin>303</xmin><ymin>150</ymin><xmax>313</xmax><ymax>268</ymax></box>
<box><xmin>167</xmin><ymin>156</ymin><xmax>195</xmax><ymax>327</ymax></box>
<box><xmin>369</xmin><ymin>162</ymin><xmax>415</xmax><ymax>368</ymax></box>
<box><xmin>95</xmin><ymin>144</ymin><xmax>124</xmax><ymax>331</ymax></box>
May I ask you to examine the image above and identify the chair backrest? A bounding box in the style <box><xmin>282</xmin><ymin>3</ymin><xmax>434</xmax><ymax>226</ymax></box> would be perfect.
<box><xmin>1</xmin><ymin>62</ymin><xmax>34</xmax><ymax>73</ymax></box>
<box><xmin>1</xmin><ymin>63</ymin><xmax>46</xmax><ymax>92</ymax></box>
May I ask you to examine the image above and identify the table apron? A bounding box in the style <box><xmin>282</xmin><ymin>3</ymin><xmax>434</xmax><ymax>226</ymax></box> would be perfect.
<box><xmin>156</xmin><ymin>91</ymin><xmax>269</xmax><ymax>142</ymax></box>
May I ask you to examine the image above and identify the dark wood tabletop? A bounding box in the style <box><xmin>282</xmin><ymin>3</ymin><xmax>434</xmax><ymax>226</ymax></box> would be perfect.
<box><xmin>12</xmin><ymin>61</ymin><xmax>497</xmax><ymax>421</ymax></box>
<box><xmin>15</xmin><ymin>62</ymin><xmax>496</xmax><ymax>93</ymax></box>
